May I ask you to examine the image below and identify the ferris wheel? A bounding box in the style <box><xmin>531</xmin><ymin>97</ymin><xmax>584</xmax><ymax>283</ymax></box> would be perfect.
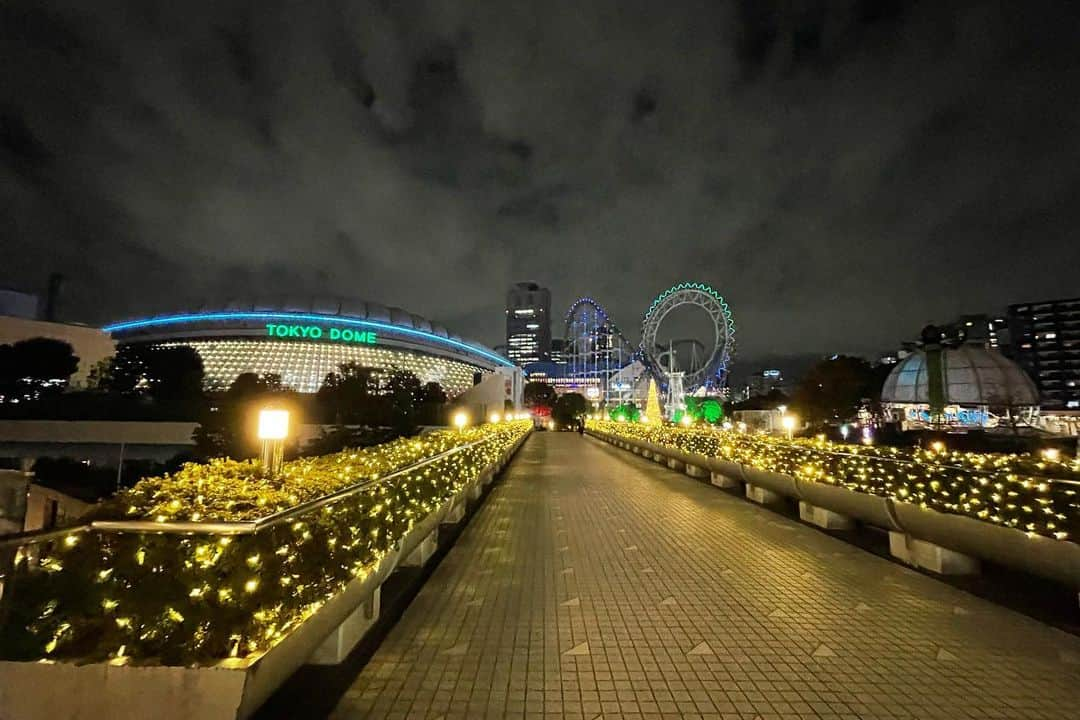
<box><xmin>639</xmin><ymin>282</ymin><xmax>736</xmax><ymax>392</ymax></box>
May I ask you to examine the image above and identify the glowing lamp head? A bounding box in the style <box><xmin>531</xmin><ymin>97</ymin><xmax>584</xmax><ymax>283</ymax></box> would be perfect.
<box><xmin>453</xmin><ymin>410</ymin><xmax>469</xmax><ymax>429</ymax></box>
<box><xmin>257</xmin><ymin>409</ymin><xmax>289</xmax><ymax>440</ymax></box>
<box><xmin>930</xmin><ymin>440</ymin><xmax>946</xmax><ymax>453</ymax></box>
<box><xmin>489</xmin><ymin>412</ymin><xmax>501</xmax><ymax>424</ymax></box>
<box><xmin>781</xmin><ymin>415</ymin><xmax>796</xmax><ymax>431</ymax></box>
<box><xmin>680</xmin><ymin>414</ymin><xmax>693</xmax><ymax>427</ymax></box>
<box><xmin>1041</xmin><ymin>448</ymin><xmax>1061</xmax><ymax>462</ymax></box>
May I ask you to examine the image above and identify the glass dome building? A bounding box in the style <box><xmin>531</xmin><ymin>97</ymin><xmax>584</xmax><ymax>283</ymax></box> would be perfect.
<box><xmin>881</xmin><ymin>344</ymin><xmax>1039</xmax><ymax>428</ymax></box>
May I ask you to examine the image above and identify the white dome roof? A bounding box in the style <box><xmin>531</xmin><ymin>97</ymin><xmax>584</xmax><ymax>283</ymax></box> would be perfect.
<box><xmin>881</xmin><ymin>345</ymin><xmax>1039</xmax><ymax>407</ymax></box>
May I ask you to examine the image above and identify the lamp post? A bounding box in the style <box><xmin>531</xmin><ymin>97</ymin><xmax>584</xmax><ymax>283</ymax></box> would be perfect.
<box><xmin>781</xmin><ymin>414</ymin><xmax>797</xmax><ymax>440</ymax></box>
<box><xmin>453</xmin><ymin>410</ymin><xmax>469</xmax><ymax>429</ymax></box>
<box><xmin>257</xmin><ymin>408</ymin><xmax>289</xmax><ymax>478</ymax></box>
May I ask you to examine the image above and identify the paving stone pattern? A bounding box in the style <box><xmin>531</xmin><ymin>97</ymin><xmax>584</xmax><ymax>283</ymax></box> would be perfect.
<box><xmin>330</xmin><ymin>432</ymin><xmax>1080</xmax><ymax>719</ymax></box>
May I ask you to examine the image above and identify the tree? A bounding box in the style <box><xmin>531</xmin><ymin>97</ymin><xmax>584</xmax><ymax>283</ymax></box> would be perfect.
<box><xmin>316</xmin><ymin>363</ymin><xmax>378</xmax><ymax>424</ymax></box>
<box><xmin>141</xmin><ymin>346</ymin><xmax>204</xmax><ymax>409</ymax></box>
<box><xmin>792</xmin><ymin>355</ymin><xmax>877</xmax><ymax>425</ymax></box>
<box><xmin>415</xmin><ymin>381</ymin><xmax>448</xmax><ymax>426</ymax></box>
<box><xmin>523</xmin><ymin>381</ymin><xmax>557</xmax><ymax>408</ymax></box>
<box><xmin>193</xmin><ymin>372</ymin><xmax>288</xmax><ymax>459</ymax></box>
<box><xmin>0</xmin><ymin>338</ymin><xmax>79</xmax><ymax>401</ymax></box>
<box><xmin>383</xmin><ymin>369</ymin><xmax>422</xmax><ymax>434</ymax></box>
<box><xmin>552</xmin><ymin>392</ymin><xmax>588</xmax><ymax>426</ymax></box>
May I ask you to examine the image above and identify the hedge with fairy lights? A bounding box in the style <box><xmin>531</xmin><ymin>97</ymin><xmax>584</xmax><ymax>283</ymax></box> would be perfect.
<box><xmin>588</xmin><ymin>419</ymin><xmax>1079</xmax><ymax>542</ymax></box>
<box><xmin>0</xmin><ymin>421</ymin><xmax>530</xmax><ymax>665</ymax></box>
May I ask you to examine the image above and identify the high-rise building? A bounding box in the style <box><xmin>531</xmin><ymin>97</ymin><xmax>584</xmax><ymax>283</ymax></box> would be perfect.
<box><xmin>505</xmin><ymin>282</ymin><xmax>551</xmax><ymax>366</ymax></box>
<box><xmin>949</xmin><ymin>314</ymin><xmax>1009</xmax><ymax>349</ymax></box>
<box><xmin>1007</xmin><ymin>297</ymin><xmax>1080</xmax><ymax>409</ymax></box>
<box><xmin>747</xmin><ymin>369</ymin><xmax>784</xmax><ymax>398</ymax></box>
<box><xmin>550</xmin><ymin>338</ymin><xmax>567</xmax><ymax>366</ymax></box>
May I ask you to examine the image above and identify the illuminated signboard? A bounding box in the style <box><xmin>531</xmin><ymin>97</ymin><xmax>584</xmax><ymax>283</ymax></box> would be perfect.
<box><xmin>904</xmin><ymin>406</ymin><xmax>990</xmax><ymax>427</ymax></box>
<box><xmin>265</xmin><ymin>323</ymin><xmax>376</xmax><ymax>345</ymax></box>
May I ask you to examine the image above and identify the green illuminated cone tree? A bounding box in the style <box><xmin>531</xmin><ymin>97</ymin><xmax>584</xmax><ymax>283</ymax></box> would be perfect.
<box><xmin>644</xmin><ymin>377</ymin><xmax>662</xmax><ymax>422</ymax></box>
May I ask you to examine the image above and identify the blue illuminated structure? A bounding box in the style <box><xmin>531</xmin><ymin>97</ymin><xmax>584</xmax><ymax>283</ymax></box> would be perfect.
<box><xmin>103</xmin><ymin>311</ymin><xmax>513</xmax><ymax>368</ymax></box>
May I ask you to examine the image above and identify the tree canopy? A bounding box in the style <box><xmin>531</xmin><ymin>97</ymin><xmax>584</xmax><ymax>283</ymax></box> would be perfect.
<box><xmin>792</xmin><ymin>355</ymin><xmax>881</xmax><ymax>425</ymax></box>
<box><xmin>0</xmin><ymin>337</ymin><xmax>79</xmax><ymax>401</ymax></box>
<box><xmin>552</xmin><ymin>392</ymin><xmax>588</xmax><ymax>425</ymax></box>
<box><xmin>523</xmin><ymin>381</ymin><xmax>557</xmax><ymax>408</ymax></box>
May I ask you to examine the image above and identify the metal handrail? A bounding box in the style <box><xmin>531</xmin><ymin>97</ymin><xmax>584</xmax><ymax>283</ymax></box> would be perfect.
<box><xmin>0</xmin><ymin>436</ymin><xmax>496</xmax><ymax>548</ymax></box>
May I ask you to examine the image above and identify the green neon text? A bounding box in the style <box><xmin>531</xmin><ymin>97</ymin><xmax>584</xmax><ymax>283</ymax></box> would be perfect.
<box><xmin>265</xmin><ymin>324</ymin><xmax>377</xmax><ymax>344</ymax></box>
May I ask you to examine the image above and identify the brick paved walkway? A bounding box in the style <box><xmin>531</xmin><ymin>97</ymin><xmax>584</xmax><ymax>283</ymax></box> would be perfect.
<box><xmin>329</xmin><ymin>432</ymin><xmax>1080</xmax><ymax>719</ymax></box>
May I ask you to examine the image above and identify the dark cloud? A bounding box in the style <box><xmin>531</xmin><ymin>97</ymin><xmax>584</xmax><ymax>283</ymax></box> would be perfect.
<box><xmin>2</xmin><ymin>0</ymin><xmax>1079</xmax><ymax>369</ymax></box>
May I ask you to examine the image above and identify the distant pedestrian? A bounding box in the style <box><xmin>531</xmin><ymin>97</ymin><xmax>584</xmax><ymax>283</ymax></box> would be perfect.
<box><xmin>578</xmin><ymin>420</ymin><xmax>585</xmax><ymax>435</ymax></box>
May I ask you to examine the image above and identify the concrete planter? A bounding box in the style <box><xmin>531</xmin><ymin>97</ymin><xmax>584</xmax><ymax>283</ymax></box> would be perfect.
<box><xmin>588</xmin><ymin>429</ymin><xmax>1080</xmax><ymax>588</ymax></box>
<box><xmin>794</xmin><ymin>479</ymin><xmax>902</xmax><ymax>532</ymax></box>
<box><xmin>740</xmin><ymin>466</ymin><xmax>799</xmax><ymax>499</ymax></box>
<box><xmin>0</xmin><ymin>432</ymin><xmax>530</xmax><ymax>720</ymax></box>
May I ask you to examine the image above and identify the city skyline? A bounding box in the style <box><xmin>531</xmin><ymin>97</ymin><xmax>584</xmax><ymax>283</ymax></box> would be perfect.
<box><xmin>3</xmin><ymin>1</ymin><xmax>1079</xmax><ymax>361</ymax></box>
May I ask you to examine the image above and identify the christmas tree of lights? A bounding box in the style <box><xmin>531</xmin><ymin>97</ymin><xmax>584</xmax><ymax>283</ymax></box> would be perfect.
<box><xmin>644</xmin><ymin>377</ymin><xmax>662</xmax><ymax>422</ymax></box>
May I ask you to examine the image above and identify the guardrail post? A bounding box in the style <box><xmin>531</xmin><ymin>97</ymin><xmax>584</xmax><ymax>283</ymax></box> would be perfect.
<box><xmin>666</xmin><ymin>457</ymin><xmax>685</xmax><ymax>472</ymax></box>
<box><xmin>798</xmin><ymin>501</ymin><xmax>854</xmax><ymax>530</ymax></box>
<box><xmin>888</xmin><ymin>532</ymin><xmax>980</xmax><ymax>575</ymax></box>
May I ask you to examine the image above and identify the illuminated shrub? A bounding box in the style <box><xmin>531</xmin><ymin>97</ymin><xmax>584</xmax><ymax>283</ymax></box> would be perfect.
<box><xmin>0</xmin><ymin>422</ymin><xmax>530</xmax><ymax>664</ymax></box>
<box><xmin>589</xmin><ymin>420</ymin><xmax>1078</xmax><ymax>542</ymax></box>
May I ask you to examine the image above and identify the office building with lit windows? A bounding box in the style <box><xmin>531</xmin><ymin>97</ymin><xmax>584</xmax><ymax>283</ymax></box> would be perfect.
<box><xmin>505</xmin><ymin>282</ymin><xmax>551</xmax><ymax>366</ymax></box>
<box><xmin>1007</xmin><ymin>297</ymin><xmax>1080</xmax><ymax>409</ymax></box>
<box><xmin>104</xmin><ymin>298</ymin><xmax>515</xmax><ymax>395</ymax></box>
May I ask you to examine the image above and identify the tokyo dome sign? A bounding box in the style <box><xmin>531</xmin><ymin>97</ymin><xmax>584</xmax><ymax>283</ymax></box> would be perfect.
<box><xmin>265</xmin><ymin>323</ymin><xmax>377</xmax><ymax>345</ymax></box>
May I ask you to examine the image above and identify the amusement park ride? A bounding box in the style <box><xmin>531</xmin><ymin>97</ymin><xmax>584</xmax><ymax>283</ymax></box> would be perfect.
<box><xmin>562</xmin><ymin>282</ymin><xmax>736</xmax><ymax>418</ymax></box>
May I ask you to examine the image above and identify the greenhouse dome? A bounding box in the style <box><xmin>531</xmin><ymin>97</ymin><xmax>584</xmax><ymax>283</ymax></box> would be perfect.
<box><xmin>881</xmin><ymin>344</ymin><xmax>1039</xmax><ymax>428</ymax></box>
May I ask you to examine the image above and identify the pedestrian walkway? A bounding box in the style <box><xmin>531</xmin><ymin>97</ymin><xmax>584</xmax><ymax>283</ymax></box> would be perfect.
<box><xmin>329</xmin><ymin>431</ymin><xmax>1080</xmax><ymax>719</ymax></box>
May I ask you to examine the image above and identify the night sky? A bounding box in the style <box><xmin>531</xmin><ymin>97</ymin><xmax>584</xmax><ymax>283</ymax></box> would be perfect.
<box><xmin>2</xmin><ymin>1</ymin><xmax>1079</xmax><ymax>366</ymax></box>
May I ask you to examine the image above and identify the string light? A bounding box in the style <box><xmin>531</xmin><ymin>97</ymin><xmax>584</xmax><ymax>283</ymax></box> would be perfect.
<box><xmin>3</xmin><ymin>421</ymin><xmax>530</xmax><ymax>665</ymax></box>
<box><xmin>588</xmin><ymin>419</ymin><xmax>1078</xmax><ymax>543</ymax></box>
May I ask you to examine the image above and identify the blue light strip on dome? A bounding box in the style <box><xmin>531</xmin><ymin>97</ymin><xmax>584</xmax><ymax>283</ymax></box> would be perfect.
<box><xmin>102</xmin><ymin>311</ymin><xmax>514</xmax><ymax>367</ymax></box>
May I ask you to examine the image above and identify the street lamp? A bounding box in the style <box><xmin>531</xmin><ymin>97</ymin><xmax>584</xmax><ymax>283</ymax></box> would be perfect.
<box><xmin>839</xmin><ymin>424</ymin><xmax>850</xmax><ymax>441</ymax></box>
<box><xmin>257</xmin><ymin>408</ymin><xmax>289</xmax><ymax>478</ymax></box>
<box><xmin>453</xmin><ymin>410</ymin><xmax>469</xmax><ymax>429</ymax></box>
<box><xmin>680</xmin><ymin>414</ymin><xmax>693</xmax><ymax>427</ymax></box>
<box><xmin>489</xmin><ymin>411</ymin><xmax>502</xmax><ymax>424</ymax></box>
<box><xmin>781</xmin><ymin>414</ymin><xmax>797</xmax><ymax>440</ymax></box>
<box><xmin>1041</xmin><ymin>448</ymin><xmax>1061</xmax><ymax>462</ymax></box>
